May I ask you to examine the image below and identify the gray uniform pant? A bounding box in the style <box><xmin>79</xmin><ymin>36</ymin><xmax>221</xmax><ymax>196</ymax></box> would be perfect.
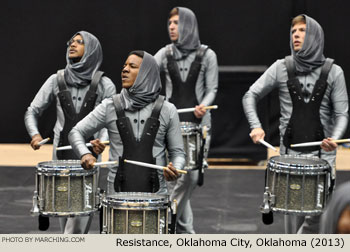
<box><xmin>284</xmin><ymin>215</ymin><xmax>321</xmax><ymax>234</ymax></box>
<box><xmin>167</xmin><ymin>133</ymin><xmax>211</xmax><ymax>234</ymax></box>
<box><xmin>59</xmin><ymin>216</ymin><xmax>93</xmax><ymax>234</ymax></box>
<box><xmin>167</xmin><ymin>170</ymin><xmax>199</xmax><ymax>234</ymax></box>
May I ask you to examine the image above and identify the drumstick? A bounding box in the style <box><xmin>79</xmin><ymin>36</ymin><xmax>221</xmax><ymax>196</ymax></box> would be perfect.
<box><xmin>56</xmin><ymin>140</ymin><xmax>110</xmax><ymax>151</ymax></box>
<box><xmin>93</xmin><ymin>161</ymin><xmax>118</xmax><ymax>166</ymax></box>
<box><xmin>124</xmin><ymin>159</ymin><xmax>187</xmax><ymax>174</ymax></box>
<box><xmin>258</xmin><ymin>139</ymin><xmax>278</xmax><ymax>152</ymax></box>
<box><xmin>290</xmin><ymin>139</ymin><xmax>350</xmax><ymax>148</ymax></box>
<box><xmin>38</xmin><ymin>137</ymin><xmax>50</xmax><ymax>146</ymax></box>
<box><xmin>177</xmin><ymin>105</ymin><xmax>218</xmax><ymax>114</ymax></box>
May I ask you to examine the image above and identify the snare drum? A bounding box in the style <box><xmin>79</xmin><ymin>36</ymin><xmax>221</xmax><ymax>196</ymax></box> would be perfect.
<box><xmin>32</xmin><ymin>160</ymin><xmax>99</xmax><ymax>217</ymax></box>
<box><xmin>181</xmin><ymin>122</ymin><xmax>201</xmax><ymax>170</ymax></box>
<box><xmin>262</xmin><ymin>155</ymin><xmax>330</xmax><ymax>216</ymax></box>
<box><xmin>102</xmin><ymin>192</ymin><xmax>169</xmax><ymax>234</ymax></box>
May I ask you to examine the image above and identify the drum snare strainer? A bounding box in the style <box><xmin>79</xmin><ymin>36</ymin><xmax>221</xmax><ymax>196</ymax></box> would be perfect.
<box><xmin>180</xmin><ymin>122</ymin><xmax>201</xmax><ymax>170</ymax></box>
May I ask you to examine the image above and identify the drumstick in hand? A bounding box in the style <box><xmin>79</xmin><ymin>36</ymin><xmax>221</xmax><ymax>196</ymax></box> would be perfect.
<box><xmin>38</xmin><ymin>137</ymin><xmax>50</xmax><ymax>146</ymax></box>
<box><xmin>291</xmin><ymin>138</ymin><xmax>350</xmax><ymax>148</ymax></box>
<box><xmin>57</xmin><ymin>140</ymin><xmax>110</xmax><ymax>151</ymax></box>
<box><xmin>124</xmin><ymin>159</ymin><xmax>187</xmax><ymax>174</ymax></box>
<box><xmin>177</xmin><ymin>105</ymin><xmax>218</xmax><ymax>114</ymax></box>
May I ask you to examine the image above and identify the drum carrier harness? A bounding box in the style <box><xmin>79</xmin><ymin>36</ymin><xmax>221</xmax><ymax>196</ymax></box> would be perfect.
<box><xmin>163</xmin><ymin>44</ymin><xmax>209</xmax><ymax>123</ymax></box>
<box><xmin>56</xmin><ymin>69</ymin><xmax>104</xmax><ymax>159</ymax></box>
<box><xmin>113</xmin><ymin>94</ymin><xmax>165</xmax><ymax>193</ymax></box>
<box><xmin>283</xmin><ymin>55</ymin><xmax>334</xmax><ymax>154</ymax></box>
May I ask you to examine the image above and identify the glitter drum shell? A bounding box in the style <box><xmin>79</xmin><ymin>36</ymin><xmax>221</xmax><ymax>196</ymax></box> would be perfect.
<box><xmin>264</xmin><ymin>155</ymin><xmax>331</xmax><ymax>216</ymax></box>
<box><xmin>101</xmin><ymin>192</ymin><xmax>169</xmax><ymax>234</ymax></box>
<box><xmin>33</xmin><ymin>160</ymin><xmax>99</xmax><ymax>217</ymax></box>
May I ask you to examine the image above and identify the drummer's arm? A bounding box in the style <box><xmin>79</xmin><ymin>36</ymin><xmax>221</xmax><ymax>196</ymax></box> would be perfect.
<box><xmin>321</xmin><ymin>70</ymin><xmax>349</xmax><ymax>152</ymax></box>
<box><xmin>164</xmin><ymin>104</ymin><xmax>185</xmax><ymax>180</ymax></box>
<box><xmin>69</xmin><ymin>101</ymin><xmax>107</xmax><ymax>168</ymax></box>
<box><xmin>242</xmin><ymin>61</ymin><xmax>279</xmax><ymax>144</ymax></box>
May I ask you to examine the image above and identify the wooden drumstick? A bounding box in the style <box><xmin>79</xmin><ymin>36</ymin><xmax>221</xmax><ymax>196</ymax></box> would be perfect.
<box><xmin>56</xmin><ymin>140</ymin><xmax>110</xmax><ymax>151</ymax></box>
<box><xmin>124</xmin><ymin>159</ymin><xmax>187</xmax><ymax>174</ymax></box>
<box><xmin>93</xmin><ymin>161</ymin><xmax>118</xmax><ymax>166</ymax></box>
<box><xmin>177</xmin><ymin>105</ymin><xmax>218</xmax><ymax>114</ymax></box>
<box><xmin>258</xmin><ymin>139</ymin><xmax>278</xmax><ymax>152</ymax></box>
<box><xmin>38</xmin><ymin>137</ymin><xmax>50</xmax><ymax>146</ymax></box>
<box><xmin>291</xmin><ymin>138</ymin><xmax>350</xmax><ymax>148</ymax></box>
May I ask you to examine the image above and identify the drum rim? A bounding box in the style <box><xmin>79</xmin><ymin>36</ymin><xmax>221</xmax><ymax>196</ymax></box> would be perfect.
<box><xmin>268</xmin><ymin>155</ymin><xmax>330</xmax><ymax>172</ymax></box>
<box><xmin>103</xmin><ymin>192</ymin><xmax>169</xmax><ymax>207</ymax></box>
<box><xmin>37</xmin><ymin>160</ymin><xmax>97</xmax><ymax>175</ymax></box>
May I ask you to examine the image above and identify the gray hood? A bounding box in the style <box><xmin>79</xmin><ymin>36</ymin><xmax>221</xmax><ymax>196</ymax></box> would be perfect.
<box><xmin>64</xmin><ymin>31</ymin><xmax>103</xmax><ymax>87</ymax></box>
<box><xmin>290</xmin><ymin>14</ymin><xmax>326</xmax><ymax>73</ymax></box>
<box><xmin>170</xmin><ymin>7</ymin><xmax>201</xmax><ymax>59</ymax></box>
<box><xmin>320</xmin><ymin>181</ymin><xmax>350</xmax><ymax>233</ymax></box>
<box><xmin>120</xmin><ymin>51</ymin><xmax>161</xmax><ymax>111</ymax></box>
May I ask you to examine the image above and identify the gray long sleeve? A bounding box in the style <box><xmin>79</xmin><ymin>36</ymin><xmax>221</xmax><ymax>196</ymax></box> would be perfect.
<box><xmin>69</xmin><ymin>98</ymin><xmax>185</xmax><ymax>187</ymax></box>
<box><xmin>242</xmin><ymin>59</ymin><xmax>348</xmax><ymax>141</ymax></box>
<box><xmin>24</xmin><ymin>73</ymin><xmax>116</xmax><ymax>158</ymax></box>
<box><xmin>154</xmin><ymin>46</ymin><xmax>218</xmax><ymax>107</ymax></box>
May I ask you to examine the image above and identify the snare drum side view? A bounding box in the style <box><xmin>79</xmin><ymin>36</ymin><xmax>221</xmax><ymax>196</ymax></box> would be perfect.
<box><xmin>180</xmin><ymin>122</ymin><xmax>201</xmax><ymax>170</ymax></box>
<box><xmin>31</xmin><ymin>160</ymin><xmax>99</xmax><ymax>217</ymax></box>
<box><xmin>101</xmin><ymin>192</ymin><xmax>169</xmax><ymax>234</ymax></box>
<box><xmin>261</xmin><ymin>155</ymin><xmax>331</xmax><ymax>216</ymax></box>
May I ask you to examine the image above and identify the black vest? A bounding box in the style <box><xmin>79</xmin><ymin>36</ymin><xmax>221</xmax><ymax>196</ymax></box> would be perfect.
<box><xmin>56</xmin><ymin>70</ymin><xmax>104</xmax><ymax>159</ymax></box>
<box><xmin>283</xmin><ymin>56</ymin><xmax>334</xmax><ymax>152</ymax></box>
<box><xmin>113</xmin><ymin>94</ymin><xmax>165</xmax><ymax>193</ymax></box>
<box><xmin>163</xmin><ymin>44</ymin><xmax>208</xmax><ymax>123</ymax></box>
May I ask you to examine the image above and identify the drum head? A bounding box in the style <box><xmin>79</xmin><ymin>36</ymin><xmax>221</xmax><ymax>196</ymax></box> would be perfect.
<box><xmin>37</xmin><ymin>160</ymin><xmax>97</xmax><ymax>176</ymax></box>
<box><xmin>268</xmin><ymin>155</ymin><xmax>330</xmax><ymax>173</ymax></box>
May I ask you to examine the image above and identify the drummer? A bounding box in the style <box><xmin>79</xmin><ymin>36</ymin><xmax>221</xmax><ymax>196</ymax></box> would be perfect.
<box><xmin>69</xmin><ymin>51</ymin><xmax>185</xmax><ymax>195</ymax></box>
<box><xmin>242</xmin><ymin>15</ymin><xmax>348</xmax><ymax>233</ymax></box>
<box><xmin>24</xmin><ymin>31</ymin><xmax>116</xmax><ymax>234</ymax></box>
<box><xmin>154</xmin><ymin>7</ymin><xmax>218</xmax><ymax>234</ymax></box>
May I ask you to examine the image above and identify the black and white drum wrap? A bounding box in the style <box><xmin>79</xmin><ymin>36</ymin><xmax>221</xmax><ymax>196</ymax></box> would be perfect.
<box><xmin>181</xmin><ymin>122</ymin><xmax>201</xmax><ymax>170</ymax></box>
<box><xmin>32</xmin><ymin>160</ymin><xmax>99</xmax><ymax>217</ymax></box>
<box><xmin>264</xmin><ymin>155</ymin><xmax>331</xmax><ymax>216</ymax></box>
<box><xmin>101</xmin><ymin>192</ymin><xmax>169</xmax><ymax>234</ymax></box>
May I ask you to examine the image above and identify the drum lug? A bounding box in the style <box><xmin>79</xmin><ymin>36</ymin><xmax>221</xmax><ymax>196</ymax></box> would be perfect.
<box><xmin>30</xmin><ymin>191</ymin><xmax>40</xmax><ymax>216</ymax></box>
<box><xmin>96</xmin><ymin>188</ymin><xmax>103</xmax><ymax>207</ymax></box>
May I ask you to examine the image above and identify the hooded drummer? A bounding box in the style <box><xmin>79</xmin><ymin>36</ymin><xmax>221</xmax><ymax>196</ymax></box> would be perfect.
<box><xmin>242</xmin><ymin>15</ymin><xmax>348</xmax><ymax>233</ymax></box>
<box><xmin>154</xmin><ymin>7</ymin><xmax>218</xmax><ymax>234</ymax></box>
<box><xmin>69</xmin><ymin>51</ymin><xmax>184</xmax><ymax>195</ymax></box>
<box><xmin>24</xmin><ymin>31</ymin><xmax>116</xmax><ymax>233</ymax></box>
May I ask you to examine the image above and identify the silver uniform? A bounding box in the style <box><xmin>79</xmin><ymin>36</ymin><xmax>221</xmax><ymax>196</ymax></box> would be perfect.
<box><xmin>68</xmin><ymin>97</ymin><xmax>186</xmax><ymax>195</ymax></box>
<box><xmin>24</xmin><ymin>73</ymin><xmax>116</xmax><ymax>234</ymax></box>
<box><xmin>154</xmin><ymin>46</ymin><xmax>218</xmax><ymax>233</ymax></box>
<box><xmin>242</xmin><ymin>58</ymin><xmax>348</xmax><ymax>234</ymax></box>
<box><xmin>154</xmin><ymin>46</ymin><xmax>218</xmax><ymax>127</ymax></box>
<box><xmin>24</xmin><ymin>74</ymin><xmax>116</xmax><ymax>158</ymax></box>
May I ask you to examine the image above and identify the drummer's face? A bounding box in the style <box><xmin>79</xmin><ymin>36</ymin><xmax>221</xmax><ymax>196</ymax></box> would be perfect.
<box><xmin>121</xmin><ymin>54</ymin><xmax>143</xmax><ymax>89</ymax></box>
<box><xmin>337</xmin><ymin>206</ymin><xmax>350</xmax><ymax>234</ymax></box>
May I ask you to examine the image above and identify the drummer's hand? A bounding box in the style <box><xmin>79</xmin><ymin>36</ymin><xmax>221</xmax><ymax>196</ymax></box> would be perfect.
<box><xmin>30</xmin><ymin>134</ymin><xmax>43</xmax><ymax>150</ymax></box>
<box><xmin>194</xmin><ymin>104</ymin><xmax>206</xmax><ymax>119</ymax></box>
<box><xmin>249</xmin><ymin>128</ymin><xmax>265</xmax><ymax>144</ymax></box>
<box><xmin>163</xmin><ymin>162</ymin><xmax>179</xmax><ymax>181</ymax></box>
<box><xmin>90</xmin><ymin>138</ymin><xmax>105</xmax><ymax>155</ymax></box>
<box><xmin>81</xmin><ymin>153</ymin><xmax>96</xmax><ymax>170</ymax></box>
<box><xmin>321</xmin><ymin>137</ymin><xmax>338</xmax><ymax>152</ymax></box>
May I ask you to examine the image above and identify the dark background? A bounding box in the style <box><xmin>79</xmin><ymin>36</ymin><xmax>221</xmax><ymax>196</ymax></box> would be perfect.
<box><xmin>1</xmin><ymin>0</ymin><xmax>350</xmax><ymax>158</ymax></box>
